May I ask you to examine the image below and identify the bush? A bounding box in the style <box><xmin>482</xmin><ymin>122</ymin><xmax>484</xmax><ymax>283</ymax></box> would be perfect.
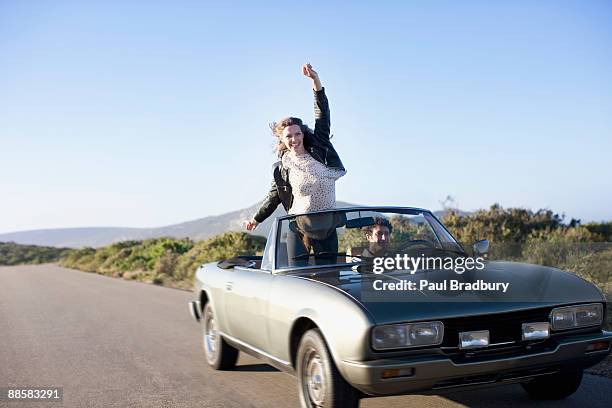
<box><xmin>154</xmin><ymin>251</ymin><xmax>180</xmax><ymax>278</ymax></box>
<box><xmin>521</xmin><ymin>227</ymin><xmax>598</xmax><ymax>267</ymax></box>
<box><xmin>0</xmin><ymin>242</ymin><xmax>71</xmax><ymax>265</ymax></box>
<box><xmin>174</xmin><ymin>232</ymin><xmax>266</xmax><ymax>282</ymax></box>
<box><xmin>442</xmin><ymin>204</ymin><xmax>564</xmax><ymax>245</ymax></box>
<box><xmin>57</xmin><ymin>232</ymin><xmax>266</xmax><ymax>286</ymax></box>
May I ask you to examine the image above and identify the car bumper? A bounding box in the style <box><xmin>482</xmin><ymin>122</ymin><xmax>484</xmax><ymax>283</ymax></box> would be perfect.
<box><xmin>341</xmin><ymin>330</ymin><xmax>612</xmax><ymax>396</ymax></box>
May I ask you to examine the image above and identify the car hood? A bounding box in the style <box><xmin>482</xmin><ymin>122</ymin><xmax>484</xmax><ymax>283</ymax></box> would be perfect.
<box><xmin>289</xmin><ymin>261</ymin><xmax>605</xmax><ymax>325</ymax></box>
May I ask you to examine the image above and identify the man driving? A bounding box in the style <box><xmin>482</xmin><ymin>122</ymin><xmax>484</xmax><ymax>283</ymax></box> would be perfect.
<box><xmin>361</xmin><ymin>217</ymin><xmax>393</xmax><ymax>258</ymax></box>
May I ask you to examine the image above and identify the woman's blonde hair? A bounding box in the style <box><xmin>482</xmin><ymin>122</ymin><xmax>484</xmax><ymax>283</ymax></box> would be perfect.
<box><xmin>270</xmin><ymin>117</ymin><xmax>314</xmax><ymax>157</ymax></box>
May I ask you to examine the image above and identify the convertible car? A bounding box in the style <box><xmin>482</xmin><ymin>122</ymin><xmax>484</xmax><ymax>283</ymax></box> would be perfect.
<box><xmin>189</xmin><ymin>207</ymin><xmax>611</xmax><ymax>408</ymax></box>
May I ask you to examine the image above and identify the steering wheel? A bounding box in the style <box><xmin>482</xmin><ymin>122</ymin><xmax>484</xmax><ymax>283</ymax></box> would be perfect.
<box><xmin>397</xmin><ymin>239</ymin><xmax>435</xmax><ymax>252</ymax></box>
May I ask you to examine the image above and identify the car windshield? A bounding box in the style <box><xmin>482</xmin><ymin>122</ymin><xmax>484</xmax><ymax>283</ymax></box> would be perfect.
<box><xmin>274</xmin><ymin>208</ymin><xmax>465</xmax><ymax>270</ymax></box>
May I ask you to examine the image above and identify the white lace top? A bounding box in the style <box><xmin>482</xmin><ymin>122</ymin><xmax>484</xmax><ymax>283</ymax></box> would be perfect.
<box><xmin>282</xmin><ymin>152</ymin><xmax>346</xmax><ymax>214</ymax></box>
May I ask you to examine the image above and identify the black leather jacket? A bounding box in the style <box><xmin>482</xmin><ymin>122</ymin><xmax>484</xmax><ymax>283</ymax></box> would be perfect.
<box><xmin>253</xmin><ymin>88</ymin><xmax>344</xmax><ymax>223</ymax></box>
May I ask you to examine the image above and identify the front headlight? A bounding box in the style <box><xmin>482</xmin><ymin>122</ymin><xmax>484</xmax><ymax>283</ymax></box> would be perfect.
<box><xmin>550</xmin><ymin>303</ymin><xmax>603</xmax><ymax>330</ymax></box>
<box><xmin>372</xmin><ymin>321</ymin><xmax>444</xmax><ymax>350</ymax></box>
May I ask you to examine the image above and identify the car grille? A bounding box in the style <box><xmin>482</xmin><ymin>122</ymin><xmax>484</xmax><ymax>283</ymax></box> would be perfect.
<box><xmin>441</xmin><ymin>307</ymin><xmax>552</xmax><ymax>347</ymax></box>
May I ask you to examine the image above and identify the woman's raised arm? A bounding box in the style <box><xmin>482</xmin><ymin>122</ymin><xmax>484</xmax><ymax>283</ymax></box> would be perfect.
<box><xmin>303</xmin><ymin>63</ymin><xmax>330</xmax><ymax>141</ymax></box>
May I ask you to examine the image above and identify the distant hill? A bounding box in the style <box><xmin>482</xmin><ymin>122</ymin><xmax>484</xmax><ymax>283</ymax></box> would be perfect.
<box><xmin>0</xmin><ymin>202</ymin><xmax>466</xmax><ymax>248</ymax></box>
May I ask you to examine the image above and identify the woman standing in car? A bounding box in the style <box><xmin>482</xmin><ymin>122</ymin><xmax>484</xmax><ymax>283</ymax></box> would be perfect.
<box><xmin>245</xmin><ymin>64</ymin><xmax>346</xmax><ymax>263</ymax></box>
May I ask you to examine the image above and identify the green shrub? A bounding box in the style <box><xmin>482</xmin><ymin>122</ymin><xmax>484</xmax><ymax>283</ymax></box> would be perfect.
<box><xmin>154</xmin><ymin>251</ymin><xmax>180</xmax><ymax>278</ymax></box>
<box><xmin>174</xmin><ymin>232</ymin><xmax>266</xmax><ymax>282</ymax></box>
<box><xmin>0</xmin><ymin>242</ymin><xmax>71</xmax><ymax>265</ymax></box>
<box><xmin>57</xmin><ymin>232</ymin><xmax>265</xmax><ymax>286</ymax></box>
<box><xmin>443</xmin><ymin>204</ymin><xmax>564</xmax><ymax>245</ymax></box>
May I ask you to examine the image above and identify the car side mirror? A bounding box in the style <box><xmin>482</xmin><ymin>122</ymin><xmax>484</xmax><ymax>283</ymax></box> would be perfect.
<box><xmin>473</xmin><ymin>239</ymin><xmax>489</xmax><ymax>257</ymax></box>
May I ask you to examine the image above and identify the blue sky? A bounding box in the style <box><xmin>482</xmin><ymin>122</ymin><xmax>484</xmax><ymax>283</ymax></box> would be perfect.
<box><xmin>1</xmin><ymin>0</ymin><xmax>611</xmax><ymax>233</ymax></box>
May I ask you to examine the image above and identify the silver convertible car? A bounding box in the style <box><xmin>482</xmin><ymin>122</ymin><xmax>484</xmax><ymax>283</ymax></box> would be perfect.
<box><xmin>189</xmin><ymin>207</ymin><xmax>611</xmax><ymax>408</ymax></box>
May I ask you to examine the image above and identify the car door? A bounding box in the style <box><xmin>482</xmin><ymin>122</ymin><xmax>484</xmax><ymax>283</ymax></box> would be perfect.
<box><xmin>223</xmin><ymin>267</ymin><xmax>274</xmax><ymax>353</ymax></box>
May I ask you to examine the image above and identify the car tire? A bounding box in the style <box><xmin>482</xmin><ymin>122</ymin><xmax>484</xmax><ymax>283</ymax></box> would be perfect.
<box><xmin>521</xmin><ymin>368</ymin><xmax>583</xmax><ymax>400</ymax></box>
<box><xmin>296</xmin><ymin>328</ymin><xmax>360</xmax><ymax>408</ymax></box>
<box><xmin>202</xmin><ymin>302</ymin><xmax>239</xmax><ymax>370</ymax></box>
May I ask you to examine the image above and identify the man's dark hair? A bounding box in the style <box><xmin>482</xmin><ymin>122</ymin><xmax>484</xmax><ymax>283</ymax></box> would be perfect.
<box><xmin>364</xmin><ymin>217</ymin><xmax>393</xmax><ymax>237</ymax></box>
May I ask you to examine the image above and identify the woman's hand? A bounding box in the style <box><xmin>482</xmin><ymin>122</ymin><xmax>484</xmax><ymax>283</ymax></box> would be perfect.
<box><xmin>302</xmin><ymin>63</ymin><xmax>322</xmax><ymax>91</ymax></box>
<box><xmin>244</xmin><ymin>219</ymin><xmax>259</xmax><ymax>231</ymax></box>
<box><xmin>302</xmin><ymin>63</ymin><xmax>318</xmax><ymax>79</ymax></box>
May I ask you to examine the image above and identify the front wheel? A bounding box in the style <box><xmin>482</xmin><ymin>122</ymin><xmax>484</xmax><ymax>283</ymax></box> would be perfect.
<box><xmin>202</xmin><ymin>303</ymin><xmax>239</xmax><ymax>370</ymax></box>
<box><xmin>296</xmin><ymin>329</ymin><xmax>360</xmax><ymax>408</ymax></box>
<box><xmin>521</xmin><ymin>368</ymin><xmax>583</xmax><ymax>400</ymax></box>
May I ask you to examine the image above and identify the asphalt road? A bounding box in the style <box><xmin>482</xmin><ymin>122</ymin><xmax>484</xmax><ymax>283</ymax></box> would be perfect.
<box><xmin>1</xmin><ymin>264</ymin><xmax>611</xmax><ymax>408</ymax></box>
